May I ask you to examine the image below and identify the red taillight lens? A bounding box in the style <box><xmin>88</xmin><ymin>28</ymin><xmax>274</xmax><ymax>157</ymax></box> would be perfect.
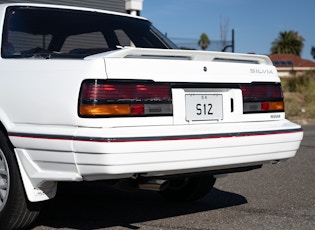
<box><xmin>241</xmin><ymin>84</ymin><xmax>284</xmax><ymax>113</ymax></box>
<box><xmin>79</xmin><ymin>80</ymin><xmax>172</xmax><ymax>117</ymax></box>
<box><xmin>81</xmin><ymin>84</ymin><xmax>171</xmax><ymax>101</ymax></box>
<box><xmin>240</xmin><ymin>84</ymin><xmax>283</xmax><ymax>100</ymax></box>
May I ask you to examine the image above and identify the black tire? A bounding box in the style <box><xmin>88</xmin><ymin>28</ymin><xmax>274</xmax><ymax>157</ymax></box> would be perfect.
<box><xmin>159</xmin><ymin>175</ymin><xmax>216</xmax><ymax>202</ymax></box>
<box><xmin>0</xmin><ymin>131</ymin><xmax>42</xmax><ymax>230</ymax></box>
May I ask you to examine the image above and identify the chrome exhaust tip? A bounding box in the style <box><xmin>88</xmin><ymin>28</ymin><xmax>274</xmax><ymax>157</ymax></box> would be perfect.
<box><xmin>138</xmin><ymin>179</ymin><xmax>169</xmax><ymax>191</ymax></box>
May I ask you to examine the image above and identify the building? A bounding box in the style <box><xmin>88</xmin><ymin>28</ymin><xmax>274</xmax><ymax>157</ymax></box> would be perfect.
<box><xmin>269</xmin><ymin>54</ymin><xmax>315</xmax><ymax>78</ymax></box>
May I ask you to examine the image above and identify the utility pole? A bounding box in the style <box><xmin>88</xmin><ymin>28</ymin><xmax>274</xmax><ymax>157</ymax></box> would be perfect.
<box><xmin>222</xmin><ymin>29</ymin><xmax>235</xmax><ymax>52</ymax></box>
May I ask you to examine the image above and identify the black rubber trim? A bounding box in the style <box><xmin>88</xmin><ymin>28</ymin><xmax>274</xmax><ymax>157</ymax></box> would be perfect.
<box><xmin>8</xmin><ymin>128</ymin><xmax>303</xmax><ymax>143</ymax></box>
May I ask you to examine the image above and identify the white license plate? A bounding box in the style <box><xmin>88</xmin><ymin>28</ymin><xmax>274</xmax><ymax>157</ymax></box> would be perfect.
<box><xmin>185</xmin><ymin>94</ymin><xmax>223</xmax><ymax>121</ymax></box>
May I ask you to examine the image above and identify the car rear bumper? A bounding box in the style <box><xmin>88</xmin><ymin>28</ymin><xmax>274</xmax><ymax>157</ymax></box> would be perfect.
<box><xmin>11</xmin><ymin>119</ymin><xmax>303</xmax><ymax>181</ymax></box>
<box><xmin>10</xmin><ymin>119</ymin><xmax>303</xmax><ymax>201</ymax></box>
<box><xmin>74</xmin><ymin>124</ymin><xmax>302</xmax><ymax>179</ymax></box>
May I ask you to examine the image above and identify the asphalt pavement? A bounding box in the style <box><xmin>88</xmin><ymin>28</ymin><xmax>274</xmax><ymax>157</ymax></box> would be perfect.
<box><xmin>32</xmin><ymin>125</ymin><xmax>315</xmax><ymax>230</ymax></box>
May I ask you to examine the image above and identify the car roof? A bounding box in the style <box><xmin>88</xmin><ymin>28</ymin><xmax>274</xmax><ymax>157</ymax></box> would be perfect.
<box><xmin>0</xmin><ymin>3</ymin><xmax>147</xmax><ymax>20</ymax></box>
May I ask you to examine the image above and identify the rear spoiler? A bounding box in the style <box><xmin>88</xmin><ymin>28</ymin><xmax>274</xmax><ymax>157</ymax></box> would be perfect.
<box><xmin>86</xmin><ymin>47</ymin><xmax>273</xmax><ymax>65</ymax></box>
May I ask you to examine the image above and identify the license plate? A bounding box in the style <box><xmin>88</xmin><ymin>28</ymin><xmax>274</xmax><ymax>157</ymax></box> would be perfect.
<box><xmin>185</xmin><ymin>94</ymin><xmax>223</xmax><ymax>121</ymax></box>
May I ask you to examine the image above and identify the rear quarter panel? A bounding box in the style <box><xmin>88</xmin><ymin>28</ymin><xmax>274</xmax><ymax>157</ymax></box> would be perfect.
<box><xmin>0</xmin><ymin>58</ymin><xmax>106</xmax><ymax>128</ymax></box>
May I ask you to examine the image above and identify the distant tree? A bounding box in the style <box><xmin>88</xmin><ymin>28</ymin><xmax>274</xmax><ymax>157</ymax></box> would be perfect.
<box><xmin>311</xmin><ymin>47</ymin><xmax>315</xmax><ymax>59</ymax></box>
<box><xmin>198</xmin><ymin>33</ymin><xmax>210</xmax><ymax>50</ymax></box>
<box><xmin>271</xmin><ymin>30</ymin><xmax>305</xmax><ymax>57</ymax></box>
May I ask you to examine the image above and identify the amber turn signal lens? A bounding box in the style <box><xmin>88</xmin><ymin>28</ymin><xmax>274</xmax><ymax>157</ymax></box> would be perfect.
<box><xmin>268</xmin><ymin>101</ymin><xmax>284</xmax><ymax>111</ymax></box>
<box><xmin>80</xmin><ymin>104</ymin><xmax>131</xmax><ymax>116</ymax></box>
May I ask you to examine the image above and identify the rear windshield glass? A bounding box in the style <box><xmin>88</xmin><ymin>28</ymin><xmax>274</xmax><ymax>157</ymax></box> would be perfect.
<box><xmin>1</xmin><ymin>6</ymin><xmax>178</xmax><ymax>59</ymax></box>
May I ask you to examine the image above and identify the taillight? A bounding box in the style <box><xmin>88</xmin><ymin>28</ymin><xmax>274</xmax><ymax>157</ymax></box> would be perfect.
<box><xmin>79</xmin><ymin>80</ymin><xmax>173</xmax><ymax>117</ymax></box>
<box><xmin>240</xmin><ymin>83</ymin><xmax>284</xmax><ymax>113</ymax></box>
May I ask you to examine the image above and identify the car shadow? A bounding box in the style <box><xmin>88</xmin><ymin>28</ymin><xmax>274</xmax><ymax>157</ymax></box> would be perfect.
<box><xmin>33</xmin><ymin>181</ymin><xmax>247</xmax><ymax>229</ymax></box>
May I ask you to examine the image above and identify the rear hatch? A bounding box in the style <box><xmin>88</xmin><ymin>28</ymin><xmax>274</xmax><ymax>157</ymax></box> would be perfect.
<box><xmin>81</xmin><ymin>48</ymin><xmax>284</xmax><ymax>126</ymax></box>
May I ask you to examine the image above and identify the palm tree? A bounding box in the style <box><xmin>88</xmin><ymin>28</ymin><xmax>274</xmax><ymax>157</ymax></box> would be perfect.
<box><xmin>311</xmin><ymin>47</ymin><xmax>315</xmax><ymax>60</ymax></box>
<box><xmin>198</xmin><ymin>33</ymin><xmax>210</xmax><ymax>50</ymax></box>
<box><xmin>271</xmin><ymin>30</ymin><xmax>304</xmax><ymax>57</ymax></box>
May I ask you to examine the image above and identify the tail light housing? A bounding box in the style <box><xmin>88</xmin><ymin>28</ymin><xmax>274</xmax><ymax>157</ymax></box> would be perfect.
<box><xmin>79</xmin><ymin>80</ymin><xmax>173</xmax><ymax>117</ymax></box>
<box><xmin>240</xmin><ymin>83</ymin><xmax>284</xmax><ymax>113</ymax></box>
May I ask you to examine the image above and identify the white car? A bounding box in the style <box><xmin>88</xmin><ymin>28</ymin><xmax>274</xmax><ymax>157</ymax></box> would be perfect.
<box><xmin>0</xmin><ymin>3</ymin><xmax>303</xmax><ymax>230</ymax></box>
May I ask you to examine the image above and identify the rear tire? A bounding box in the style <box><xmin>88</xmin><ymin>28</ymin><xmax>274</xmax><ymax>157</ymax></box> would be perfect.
<box><xmin>0</xmin><ymin>131</ymin><xmax>42</xmax><ymax>230</ymax></box>
<box><xmin>159</xmin><ymin>175</ymin><xmax>216</xmax><ymax>202</ymax></box>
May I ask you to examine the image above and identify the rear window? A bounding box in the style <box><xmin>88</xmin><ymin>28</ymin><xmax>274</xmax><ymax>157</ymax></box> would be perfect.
<box><xmin>1</xmin><ymin>6</ymin><xmax>177</xmax><ymax>59</ymax></box>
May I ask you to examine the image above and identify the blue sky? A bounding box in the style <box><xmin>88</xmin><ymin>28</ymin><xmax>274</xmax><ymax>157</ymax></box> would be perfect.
<box><xmin>141</xmin><ymin>0</ymin><xmax>315</xmax><ymax>60</ymax></box>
